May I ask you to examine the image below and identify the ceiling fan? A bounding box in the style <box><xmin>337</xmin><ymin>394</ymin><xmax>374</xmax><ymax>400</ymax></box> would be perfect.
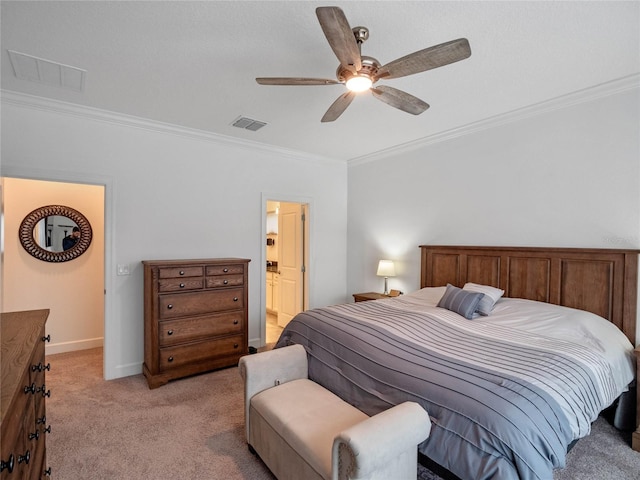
<box><xmin>256</xmin><ymin>6</ymin><xmax>471</xmax><ymax>122</ymax></box>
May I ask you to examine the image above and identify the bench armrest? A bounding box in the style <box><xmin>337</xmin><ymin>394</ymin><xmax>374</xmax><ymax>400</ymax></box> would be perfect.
<box><xmin>332</xmin><ymin>401</ymin><xmax>431</xmax><ymax>480</ymax></box>
<box><xmin>238</xmin><ymin>344</ymin><xmax>308</xmax><ymax>441</ymax></box>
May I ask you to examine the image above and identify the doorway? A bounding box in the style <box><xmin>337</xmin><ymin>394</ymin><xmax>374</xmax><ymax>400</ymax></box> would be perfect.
<box><xmin>264</xmin><ymin>199</ymin><xmax>309</xmax><ymax>345</ymax></box>
<box><xmin>2</xmin><ymin>175</ymin><xmax>106</xmax><ymax>370</ymax></box>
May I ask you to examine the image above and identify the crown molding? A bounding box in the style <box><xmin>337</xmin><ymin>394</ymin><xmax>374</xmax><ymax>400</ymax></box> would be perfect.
<box><xmin>3</xmin><ymin>73</ymin><xmax>638</xmax><ymax>167</ymax></box>
<box><xmin>0</xmin><ymin>90</ymin><xmax>343</xmax><ymax>166</ymax></box>
<box><xmin>348</xmin><ymin>73</ymin><xmax>640</xmax><ymax>166</ymax></box>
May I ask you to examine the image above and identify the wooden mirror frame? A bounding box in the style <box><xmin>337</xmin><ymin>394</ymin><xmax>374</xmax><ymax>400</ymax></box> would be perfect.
<box><xmin>19</xmin><ymin>205</ymin><xmax>93</xmax><ymax>263</ymax></box>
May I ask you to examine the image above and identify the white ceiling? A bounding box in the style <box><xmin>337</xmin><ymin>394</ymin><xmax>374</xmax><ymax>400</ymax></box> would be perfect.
<box><xmin>2</xmin><ymin>1</ymin><xmax>639</xmax><ymax>162</ymax></box>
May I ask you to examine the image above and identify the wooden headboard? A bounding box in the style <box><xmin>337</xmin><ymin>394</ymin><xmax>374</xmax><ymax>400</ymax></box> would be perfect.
<box><xmin>420</xmin><ymin>245</ymin><xmax>639</xmax><ymax>344</ymax></box>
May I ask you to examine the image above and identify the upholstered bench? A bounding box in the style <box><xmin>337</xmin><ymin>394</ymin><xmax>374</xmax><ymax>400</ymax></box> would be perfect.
<box><xmin>239</xmin><ymin>344</ymin><xmax>431</xmax><ymax>480</ymax></box>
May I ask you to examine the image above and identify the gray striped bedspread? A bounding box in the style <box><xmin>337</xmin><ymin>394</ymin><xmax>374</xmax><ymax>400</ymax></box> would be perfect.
<box><xmin>275</xmin><ymin>298</ymin><xmax>629</xmax><ymax>480</ymax></box>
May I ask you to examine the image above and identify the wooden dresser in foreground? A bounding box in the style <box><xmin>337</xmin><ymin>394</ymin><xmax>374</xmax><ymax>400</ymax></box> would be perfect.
<box><xmin>142</xmin><ymin>258</ymin><xmax>250</xmax><ymax>389</ymax></box>
<box><xmin>634</xmin><ymin>347</ymin><xmax>640</xmax><ymax>452</ymax></box>
<box><xmin>1</xmin><ymin>309</ymin><xmax>51</xmax><ymax>478</ymax></box>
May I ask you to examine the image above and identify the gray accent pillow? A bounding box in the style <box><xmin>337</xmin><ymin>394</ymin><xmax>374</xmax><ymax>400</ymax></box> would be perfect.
<box><xmin>463</xmin><ymin>282</ymin><xmax>505</xmax><ymax>315</ymax></box>
<box><xmin>437</xmin><ymin>284</ymin><xmax>485</xmax><ymax>320</ymax></box>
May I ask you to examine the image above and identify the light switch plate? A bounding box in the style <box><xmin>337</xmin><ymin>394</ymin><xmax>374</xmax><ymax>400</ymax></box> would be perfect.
<box><xmin>117</xmin><ymin>264</ymin><xmax>130</xmax><ymax>276</ymax></box>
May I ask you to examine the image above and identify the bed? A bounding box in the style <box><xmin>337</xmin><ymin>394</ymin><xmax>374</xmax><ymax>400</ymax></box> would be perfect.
<box><xmin>275</xmin><ymin>245</ymin><xmax>639</xmax><ymax>480</ymax></box>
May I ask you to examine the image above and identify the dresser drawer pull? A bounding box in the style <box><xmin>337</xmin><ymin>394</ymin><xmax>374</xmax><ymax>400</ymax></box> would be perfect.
<box><xmin>233</xmin><ymin>320</ymin><xmax>239</xmax><ymax>325</ymax></box>
<box><xmin>43</xmin><ymin>425</ymin><xmax>51</xmax><ymax>434</ymax></box>
<box><xmin>223</xmin><ymin>268</ymin><xmax>229</xmax><ymax>273</ymax></box>
<box><xmin>167</xmin><ymin>330</ymin><xmax>174</xmax><ymax>336</ymax></box>
<box><xmin>32</xmin><ymin>362</ymin><xmax>51</xmax><ymax>372</ymax></box>
<box><xmin>24</xmin><ymin>383</ymin><xmax>36</xmax><ymax>394</ymax></box>
<box><xmin>37</xmin><ymin>415</ymin><xmax>47</xmax><ymax>425</ymax></box>
<box><xmin>179</xmin><ymin>270</ymin><xmax>185</xmax><ymax>275</ymax></box>
<box><xmin>223</xmin><ymin>280</ymin><xmax>228</xmax><ymax>285</ymax></box>
<box><xmin>1</xmin><ymin>454</ymin><xmax>14</xmax><ymax>473</ymax></box>
<box><xmin>17</xmin><ymin>450</ymin><xmax>30</xmax><ymax>465</ymax></box>
<box><xmin>42</xmin><ymin>388</ymin><xmax>51</xmax><ymax>398</ymax></box>
<box><xmin>28</xmin><ymin>430</ymin><xmax>40</xmax><ymax>441</ymax></box>
<box><xmin>45</xmin><ymin>467</ymin><xmax>52</xmax><ymax>476</ymax></box>
<box><xmin>168</xmin><ymin>356</ymin><xmax>174</xmax><ymax>362</ymax></box>
<box><xmin>42</xmin><ymin>334</ymin><xmax>51</xmax><ymax>343</ymax></box>
<box><xmin>179</xmin><ymin>283</ymin><xmax>185</xmax><ymax>288</ymax></box>
<box><xmin>233</xmin><ymin>297</ymin><xmax>239</xmax><ymax>302</ymax></box>
<box><xmin>167</xmin><ymin>304</ymin><xmax>173</xmax><ymax>310</ymax></box>
<box><xmin>234</xmin><ymin>343</ymin><xmax>239</xmax><ymax>349</ymax></box>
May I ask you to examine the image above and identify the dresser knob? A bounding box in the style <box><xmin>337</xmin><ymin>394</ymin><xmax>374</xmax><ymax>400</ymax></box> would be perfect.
<box><xmin>179</xmin><ymin>270</ymin><xmax>185</xmax><ymax>276</ymax></box>
<box><xmin>167</xmin><ymin>304</ymin><xmax>173</xmax><ymax>310</ymax></box>
<box><xmin>42</xmin><ymin>334</ymin><xmax>51</xmax><ymax>343</ymax></box>
<box><xmin>42</xmin><ymin>389</ymin><xmax>51</xmax><ymax>398</ymax></box>
<box><xmin>24</xmin><ymin>383</ymin><xmax>36</xmax><ymax>394</ymax></box>
<box><xmin>168</xmin><ymin>356</ymin><xmax>174</xmax><ymax>362</ymax></box>
<box><xmin>167</xmin><ymin>330</ymin><xmax>174</xmax><ymax>335</ymax></box>
<box><xmin>0</xmin><ymin>454</ymin><xmax>14</xmax><ymax>473</ymax></box>
<box><xmin>179</xmin><ymin>283</ymin><xmax>185</xmax><ymax>288</ymax></box>
<box><xmin>233</xmin><ymin>297</ymin><xmax>238</xmax><ymax>302</ymax></box>
<box><xmin>43</xmin><ymin>425</ymin><xmax>52</xmax><ymax>434</ymax></box>
<box><xmin>223</xmin><ymin>268</ymin><xmax>229</xmax><ymax>273</ymax></box>
<box><xmin>36</xmin><ymin>415</ymin><xmax>46</xmax><ymax>425</ymax></box>
<box><xmin>32</xmin><ymin>362</ymin><xmax>45</xmax><ymax>372</ymax></box>
<box><xmin>223</xmin><ymin>280</ymin><xmax>228</xmax><ymax>285</ymax></box>
<box><xmin>28</xmin><ymin>430</ymin><xmax>40</xmax><ymax>441</ymax></box>
<box><xmin>17</xmin><ymin>450</ymin><xmax>30</xmax><ymax>465</ymax></box>
<box><xmin>233</xmin><ymin>320</ymin><xmax>239</xmax><ymax>325</ymax></box>
<box><xmin>233</xmin><ymin>343</ymin><xmax>239</xmax><ymax>349</ymax></box>
<box><xmin>44</xmin><ymin>466</ymin><xmax>52</xmax><ymax>476</ymax></box>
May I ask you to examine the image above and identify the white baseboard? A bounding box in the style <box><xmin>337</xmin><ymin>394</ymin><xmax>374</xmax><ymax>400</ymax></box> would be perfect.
<box><xmin>109</xmin><ymin>361</ymin><xmax>143</xmax><ymax>380</ymax></box>
<box><xmin>45</xmin><ymin>337</ymin><xmax>103</xmax><ymax>356</ymax></box>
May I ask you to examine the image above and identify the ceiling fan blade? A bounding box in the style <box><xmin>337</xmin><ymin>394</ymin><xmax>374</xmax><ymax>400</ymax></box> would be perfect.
<box><xmin>321</xmin><ymin>91</ymin><xmax>356</xmax><ymax>122</ymax></box>
<box><xmin>256</xmin><ymin>77</ymin><xmax>340</xmax><ymax>86</ymax></box>
<box><xmin>316</xmin><ymin>6</ymin><xmax>362</xmax><ymax>72</ymax></box>
<box><xmin>376</xmin><ymin>38</ymin><xmax>471</xmax><ymax>80</ymax></box>
<box><xmin>371</xmin><ymin>85</ymin><xmax>429</xmax><ymax>115</ymax></box>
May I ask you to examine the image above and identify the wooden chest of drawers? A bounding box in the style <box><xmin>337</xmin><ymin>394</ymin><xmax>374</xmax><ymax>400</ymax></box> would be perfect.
<box><xmin>142</xmin><ymin>258</ymin><xmax>250</xmax><ymax>389</ymax></box>
<box><xmin>1</xmin><ymin>309</ymin><xmax>51</xmax><ymax>479</ymax></box>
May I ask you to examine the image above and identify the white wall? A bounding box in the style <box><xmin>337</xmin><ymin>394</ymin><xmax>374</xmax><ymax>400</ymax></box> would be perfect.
<box><xmin>1</xmin><ymin>94</ymin><xmax>348</xmax><ymax>379</ymax></box>
<box><xmin>2</xmin><ymin>178</ymin><xmax>105</xmax><ymax>353</ymax></box>
<box><xmin>347</xmin><ymin>87</ymin><xmax>640</xmax><ymax>345</ymax></box>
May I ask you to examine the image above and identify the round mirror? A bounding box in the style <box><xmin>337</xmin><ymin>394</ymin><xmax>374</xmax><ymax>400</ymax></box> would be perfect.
<box><xmin>19</xmin><ymin>205</ymin><xmax>93</xmax><ymax>262</ymax></box>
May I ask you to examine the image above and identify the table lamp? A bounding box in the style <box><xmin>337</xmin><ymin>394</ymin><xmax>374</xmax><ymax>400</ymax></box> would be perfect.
<box><xmin>376</xmin><ymin>260</ymin><xmax>395</xmax><ymax>295</ymax></box>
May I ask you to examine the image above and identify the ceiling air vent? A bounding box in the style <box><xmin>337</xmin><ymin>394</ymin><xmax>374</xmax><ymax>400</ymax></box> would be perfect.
<box><xmin>8</xmin><ymin>50</ymin><xmax>86</xmax><ymax>92</ymax></box>
<box><xmin>231</xmin><ymin>116</ymin><xmax>267</xmax><ymax>132</ymax></box>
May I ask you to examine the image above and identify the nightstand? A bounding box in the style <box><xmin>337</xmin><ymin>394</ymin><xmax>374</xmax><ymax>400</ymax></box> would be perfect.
<box><xmin>352</xmin><ymin>292</ymin><xmax>389</xmax><ymax>302</ymax></box>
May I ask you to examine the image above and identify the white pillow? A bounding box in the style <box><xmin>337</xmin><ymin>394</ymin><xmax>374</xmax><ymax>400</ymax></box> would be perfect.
<box><xmin>462</xmin><ymin>283</ymin><xmax>505</xmax><ymax>315</ymax></box>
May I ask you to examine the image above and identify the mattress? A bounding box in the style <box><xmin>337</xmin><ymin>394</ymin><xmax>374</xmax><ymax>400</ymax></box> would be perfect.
<box><xmin>275</xmin><ymin>287</ymin><xmax>635</xmax><ymax>480</ymax></box>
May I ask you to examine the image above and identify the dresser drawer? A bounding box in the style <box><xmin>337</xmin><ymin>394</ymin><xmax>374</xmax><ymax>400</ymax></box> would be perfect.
<box><xmin>159</xmin><ymin>313</ymin><xmax>243</xmax><ymax>346</ymax></box>
<box><xmin>206</xmin><ymin>274</ymin><xmax>244</xmax><ymax>289</ymax></box>
<box><xmin>159</xmin><ymin>288</ymin><xmax>244</xmax><ymax>319</ymax></box>
<box><xmin>158</xmin><ymin>277</ymin><xmax>204</xmax><ymax>293</ymax></box>
<box><xmin>159</xmin><ymin>266</ymin><xmax>204</xmax><ymax>279</ymax></box>
<box><xmin>206</xmin><ymin>264</ymin><xmax>244</xmax><ymax>276</ymax></box>
<box><xmin>159</xmin><ymin>335</ymin><xmax>244</xmax><ymax>370</ymax></box>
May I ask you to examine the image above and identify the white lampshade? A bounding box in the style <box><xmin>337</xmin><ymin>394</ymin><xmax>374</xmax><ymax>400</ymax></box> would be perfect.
<box><xmin>376</xmin><ymin>260</ymin><xmax>396</xmax><ymax>277</ymax></box>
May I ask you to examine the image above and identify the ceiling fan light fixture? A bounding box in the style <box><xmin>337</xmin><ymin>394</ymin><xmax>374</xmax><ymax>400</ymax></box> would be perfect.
<box><xmin>345</xmin><ymin>74</ymin><xmax>372</xmax><ymax>92</ymax></box>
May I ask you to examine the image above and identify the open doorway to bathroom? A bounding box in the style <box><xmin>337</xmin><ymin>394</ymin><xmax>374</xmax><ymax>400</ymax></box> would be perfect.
<box><xmin>265</xmin><ymin>200</ymin><xmax>309</xmax><ymax>345</ymax></box>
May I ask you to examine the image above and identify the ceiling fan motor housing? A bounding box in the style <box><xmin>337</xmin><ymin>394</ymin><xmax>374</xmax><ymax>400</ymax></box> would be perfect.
<box><xmin>336</xmin><ymin>55</ymin><xmax>380</xmax><ymax>84</ymax></box>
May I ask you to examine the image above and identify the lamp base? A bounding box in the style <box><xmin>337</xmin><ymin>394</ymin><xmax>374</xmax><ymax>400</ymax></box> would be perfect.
<box><xmin>383</xmin><ymin>277</ymin><xmax>389</xmax><ymax>295</ymax></box>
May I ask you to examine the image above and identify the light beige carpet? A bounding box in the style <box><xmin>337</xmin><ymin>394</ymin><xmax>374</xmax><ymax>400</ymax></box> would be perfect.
<box><xmin>45</xmin><ymin>348</ymin><xmax>640</xmax><ymax>480</ymax></box>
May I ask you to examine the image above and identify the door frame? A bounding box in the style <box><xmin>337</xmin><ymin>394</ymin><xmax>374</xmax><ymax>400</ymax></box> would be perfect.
<box><xmin>2</xmin><ymin>165</ymin><xmax>114</xmax><ymax>379</ymax></box>
<box><xmin>260</xmin><ymin>192</ymin><xmax>312</xmax><ymax>347</ymax></box>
